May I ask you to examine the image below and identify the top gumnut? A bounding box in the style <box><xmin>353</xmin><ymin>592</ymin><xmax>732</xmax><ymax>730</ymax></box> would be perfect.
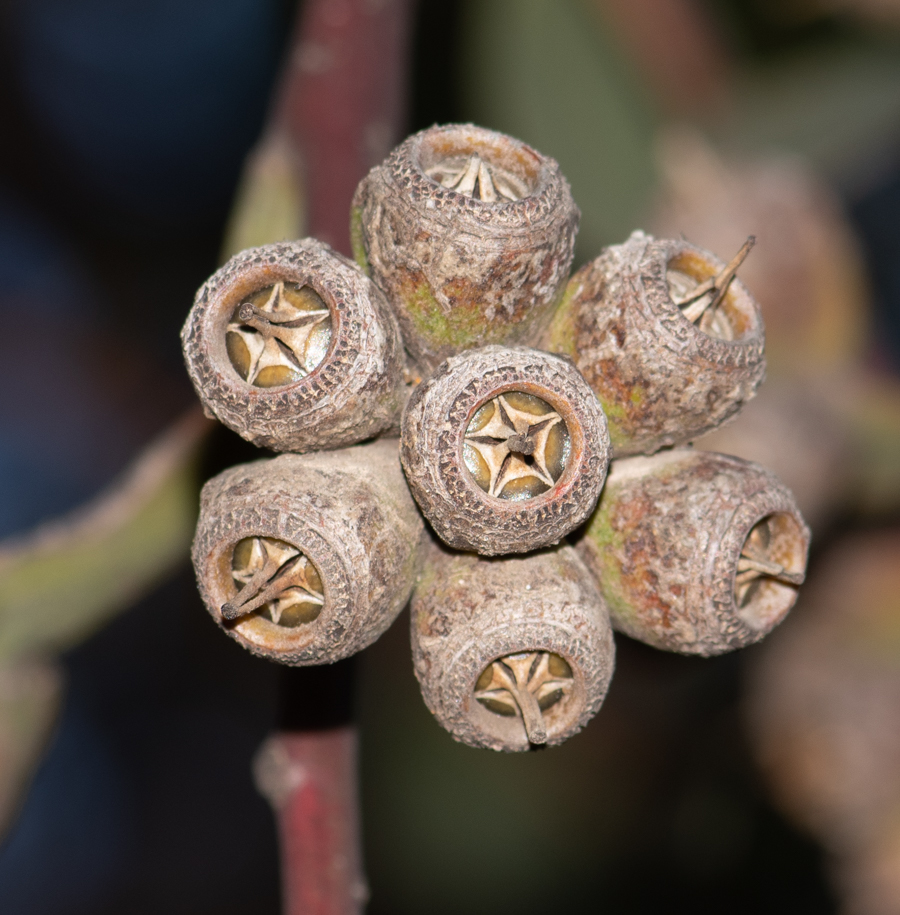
<box><xmin>351</xmin><ymin>124</ymin><xmax>580</xmax><ymax>374</ymax></box>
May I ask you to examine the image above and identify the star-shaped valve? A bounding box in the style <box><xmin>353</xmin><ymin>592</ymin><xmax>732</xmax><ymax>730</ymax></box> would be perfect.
<box><xmin>463</xmin><ymin>392</ymin><xmax>569</xmax><ymax>501</ymax></box>
<box><xmin>223</xmin><ymin>536</ymin><xmax>324</xmax><ymax>628</ymax></box>
<box><xmin>226</xmin><ymin>281</ymin><xmax>332</xmax><ymax>388</ymax></box>
<box><xmin>735</xmin><ymin>516</ymin><xmax>805</xmax><ymax>608</ymax></box>
<box><xmin>474</xmin><ymin>651</ymin><xmax>574</xmax><ymax>745</ymax></box>
<box><xmin>425</xmin><ymin>154</ymin><xmax>529</xmax><ymax>202</ymax></box>
<box><xmin>668</xmin><ymin>237</ymin><xmax>755</xmax><ymax>342</ymax></box>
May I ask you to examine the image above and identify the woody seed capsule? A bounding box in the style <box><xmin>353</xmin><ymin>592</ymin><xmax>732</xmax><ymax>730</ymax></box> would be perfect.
<box><xmin>400</xmin><ymin>345</ymin><xmax>611</xmax><ymax>555</ymax></box>
<box><xmin>410</xmin><ymin>540</ymin><xmax>615</xmax><ymax>752</ymax></box>
<box><xmin>543</xmin><ymin>230</ymin><xmax>766</xmax><ymax>456</ymax></box>
<box><xmin>181</xmin><ymin>239</ymin><xmax>406</xmax><ymax>453</ymax></box>
<box><xmin>191</xmin><ymin>439</ymin><xmax>426</xmax><ymax>665</ymax></box>
<box><xmin>352</xmin><ymin>123</ymin><xmax>579</xmax><ymax>374</ymax></box>
<box><xmin>575</xmin><ymin>449</ymin><xmax>810</xmax><ymax>656</ymax></box>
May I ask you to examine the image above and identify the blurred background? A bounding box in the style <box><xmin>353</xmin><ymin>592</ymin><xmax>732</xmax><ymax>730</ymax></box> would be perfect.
<box><xmin>1</xmin><ymin>0</ymin><xmax>899</xmax><ymax>912</ymax></box>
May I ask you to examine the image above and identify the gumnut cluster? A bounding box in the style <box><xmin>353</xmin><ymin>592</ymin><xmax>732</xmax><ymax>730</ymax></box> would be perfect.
<box><xmin>182</xmin><ymin>124</ymin><xmax>810</xmax><ymax>753</ymax></box>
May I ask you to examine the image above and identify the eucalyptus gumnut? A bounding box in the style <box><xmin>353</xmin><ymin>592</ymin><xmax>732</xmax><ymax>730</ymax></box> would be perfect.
<box><xmin>181</xmin><ymin>238</ymin><xmax>406</xmax><ymax>453</ymax></box>
<box><xmin>543</xmin><ymin>230</ymin><xmax>766</xmax><ymax>457</ymax></box>
<box><xmin>191</xmin><ymin>439</ymin><xmax>426</xmax><ymax>665</ymax></box>
<box><xmin>400</xmin><ymin>345</ymin><xmax>610</xmax><ymax>555</ymax></box>
<box><xmin>351</xmin><ymin>123</ymin><xmax>579</xmax><ymax>374</ymax></box>
<box><xmin>410</xmin><ymin>540</ymin><xmax>615</xmax><ymax>752</ymax></box>
<box><xmin>575</xmin><ymin>449</ymin><xmax>810</xmax><ymax>656</ymax></box>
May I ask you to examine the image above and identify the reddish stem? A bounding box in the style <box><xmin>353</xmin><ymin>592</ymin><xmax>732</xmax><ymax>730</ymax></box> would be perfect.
<box><xmin>274</xmin><ymin>0</ymin><xmax>415</xmax><ymax>255</ymax></box>
<box><xmin>251</xmin><ymin>3</ymin><xmax>415</xmax><ymax>912</ymax></box>
<box><xmin>255</xmin><ymin>729</ymin><xmax>366</xmax><ymax>915</ymax></box>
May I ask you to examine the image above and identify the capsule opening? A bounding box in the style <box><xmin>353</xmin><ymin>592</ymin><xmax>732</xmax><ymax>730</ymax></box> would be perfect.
<box><xmin>666</xmin><ymin>248</ymin><xmax>754</xmax><ymax>341</ymax></box>
<box><xmin>474</xmin><ymin>651</ymin><xmax>574</xmax><ymax>744</ymax></box>
<box><xmin>228</xmin><ymin>536</ymin><xmax>324</xmax><ymax>628</ymax></box>
<box><xmin>225</xmin><ymin>281</ymin><xmax>333</xmax><ymax>388</ymax></box>
<box><xmin>735</xmin><ymin>512</ymin><xmax>807</xmax><ymax>631</ymax></box>
<box><xmin>463</xmin><ymin>391</ymin><xmax>571</xmax><ymax>501</ymax></box>
<box><xmin>417</xmin><ymin>127</ymin><xmax>540</xmax><ymax>202</ymax></box>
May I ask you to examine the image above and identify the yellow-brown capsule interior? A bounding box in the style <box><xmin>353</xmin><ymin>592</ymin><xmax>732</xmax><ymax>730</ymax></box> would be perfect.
<box><xmin>463</xmin><ymin>391</ymin><xmax>571</xmax><ymax>501</ymax></box>
<box><xmin>225</xmin><ymin>281</ymin><xmax>333</xmax><ymax>388</ymax></box>
<box><xmin>228</xmin><ymin>536</ymin><xmax>324</xmax><ymax>627</ymax></box>
<box><xmin>417</xmin><ymin>127</ymin><xmax>540</xmax><ymax>203</ymax></box>
<box><xmin>474</xmin><ymin>651</ymin><xmax>574</xmax><ymax>745</ymax></box>
<box><xmin>735</xmin><ymin>512</ymin><xmax>807</xmax><ymax>630</ymax></box>
<box><xmin>667</xmin><ymin>239</ymin><xmax>755</xmax><ymax>342</ymax></box>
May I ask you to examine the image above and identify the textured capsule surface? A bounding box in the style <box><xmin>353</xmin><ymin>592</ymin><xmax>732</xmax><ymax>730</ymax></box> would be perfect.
<box><xmin>576</xmin><ymin>449</ymin><xmax>809</xmax><ymax>656</ymax></box>
<box><xmin>352</xmin><ymin>124</ymin><xmax>579</xmax><ymax>373</ymax></box>
<box><xmin>543</xmin><ymin>230</ymin><xmax>766</xmax><ymax>457</ymax></box>
<box><xmin>192</xmin><ymin>440</ymin><xmax>426</xmax><ymax>665</ymax></box>
<box><xmin>411</xmin><ymin>541</ymin><xmax>615</xmax><ymax>752</ymax></box>
<box><xmin>400</xmin><ymin>345</ymin><xmax>610</xmax><ymax>555</ymax></box>
<box><xmin>181</xmin><ymin>238</ymin><xmax>406</xmax><ymax>453</ymax></box>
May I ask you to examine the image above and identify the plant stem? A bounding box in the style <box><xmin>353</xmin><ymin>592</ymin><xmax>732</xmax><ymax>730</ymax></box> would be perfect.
<box><xmin>274</xmin><ymin>0</ymin><xmax>415</xmax><ymax>255</ymax></box>
<box><xmin>243</xmin><ymin>3</ymin><xmax>415</xmax><ymax>909</ymax></box>
<box><xmin>255</xmin><ymin>727</ymin><xmax>366</xmax><ymax>915</ymax></box>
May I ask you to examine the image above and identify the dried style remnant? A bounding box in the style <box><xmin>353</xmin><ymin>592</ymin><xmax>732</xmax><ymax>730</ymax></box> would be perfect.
<box><xmin>181</xmin><ymin>239</ymin><xmax>406</xmax><ymax>453</ymax></box>
<box><xmin>411</xmin><ymin>540</ymin><xmax>615</xmax><ymax>752</ymax></box>
<box><xmin>352</xmin><ymin>124</ymin><xmax>579</xmax><ymax>373</ymax></box>
<box><xmin>576</xmin><ymin>450</ymin><xmax>809</xmax><ymax>656</ymax></box>
<box><xmin>401</xmin><ymin>346</ymin><xmax>610</xmax><ymax>555</ymax></box>
<box><xmin>543</xmin><ymin>230</ymin><xmax>765</xmax><ymax>457</ymax></box>
<box><xmin>192</xmin><ymin>440</ymin><xmax>426</xmax><ymax>665</ymax></box>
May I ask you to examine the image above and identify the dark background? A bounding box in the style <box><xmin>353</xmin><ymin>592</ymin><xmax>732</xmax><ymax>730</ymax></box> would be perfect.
<box><xmin>1</xmin><ymin>0</ymin><xmax>898</xmax><ymax>911</ymax></box>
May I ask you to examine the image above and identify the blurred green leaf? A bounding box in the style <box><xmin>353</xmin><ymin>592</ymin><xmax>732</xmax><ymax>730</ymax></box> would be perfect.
<box><xmin>719</xmin><ymin>37</ymin><xmax>900</xmax><ymax>183</ymax></box>
<box><xmin>459</xmin><ymin>0</ymin><xmax>660</xmax><ymax>259</ymax></box>
<box><xmin>0</xmin><ymin>409</ymin><xmax>211</xmax><ymax>661</ymax></box>
<box><xmin>0</xmin><ymin>660</ymin><xmax>62</xmax><ymax>839</ymax></box>
<box><xmin>219</xmin><ymin>131</ymin><xmax>307</xmax><ymax>263</ymax></box>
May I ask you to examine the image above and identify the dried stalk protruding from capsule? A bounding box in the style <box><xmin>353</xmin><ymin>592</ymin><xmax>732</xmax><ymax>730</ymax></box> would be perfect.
<box><xmin>410</xmin><ymin>541</ymin><xmax>615</xmax><ymax>752</ymax></box>
<box><xmin>401</xmin><ymin>345</ymin><xmax>610</xmax><ymax>555</ymax></box>
<box><xmin>181</xmin><ymin>239</ymin><xmax>406</xmax><ymax>453</ymax></box>
<box><xmin>352</xmin><ymin>124</ymin><xmax>580</xmax><ymax>374</ymax></box>
<box><xmin>575</xmin><ymin>449</ymin><xmax>810</xmax><ymax>656</ymax></box>
<box><xmin>543</xmin><ymin>230</ymin><xmax>766</xmax><ymax>457</ymax></box>
<box><xmin>192</xmin><ymin>440</ymin><xmax>426</xmax><ymax>665</ymax></box>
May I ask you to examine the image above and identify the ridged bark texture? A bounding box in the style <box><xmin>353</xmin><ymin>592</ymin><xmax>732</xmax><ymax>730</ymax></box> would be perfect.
<box><xmin>182</xmin><ymin>239</ymin><xmax>406</xmax><ymax>453</ymax></box>
<box><xmin>400</xmin><ymin>346</ymin><xmax>610</xmax><ymax>555</ymax></box>
<box><xmin>411</xmin><ymin>540</ymin><xmax>615</xmax><ymax>752</ymax></box>
<box><xmin>576</xmin><ymin>449</ymin><xmax>809</xmax><ymax>656</ymax></box>
<box><xmin>543</xmin><ymin>230</ymin><xmax>765</xmax><ymax>456</ymax></box>
<box><xmin>352</xmin><ymin>124</ymin><xmax>579</xmax><ymax>374</ymax></box>
<box><xmin>192</xmin><ymin>440</ymin><xmax>425</xmax><ymax>665</ymax></box>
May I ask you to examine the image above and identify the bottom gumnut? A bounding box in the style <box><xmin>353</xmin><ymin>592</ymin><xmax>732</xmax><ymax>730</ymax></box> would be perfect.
<box><xmin>192</xmin><ymin>439</ymin><xmax>425</xmax><ymax>665</ymax></box>
<box><xmin>410</xmin><ymin>540</ymin><xmax>615</xmax><ymax>752</ymax></box>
